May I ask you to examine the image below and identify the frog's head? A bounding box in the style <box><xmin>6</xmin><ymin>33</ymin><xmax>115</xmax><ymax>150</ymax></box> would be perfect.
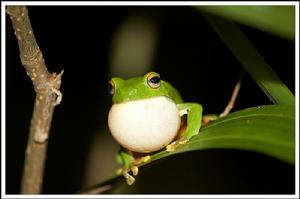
<box><xmin>108</xmin><ymin>72</ymin><xmax>178</xmax><ymax>104</ymax></box>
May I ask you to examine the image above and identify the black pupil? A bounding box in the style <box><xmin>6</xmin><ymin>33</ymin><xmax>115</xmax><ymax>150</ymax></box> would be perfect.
<box><xmin>108</xmin><ymin>82</ymin><xmax>113</xmax><ymax>93</ymax></box>
<box><xmin>150</xmin><ymin>76</ymin><xmax>160</xmax><ymax>84</ymax></box>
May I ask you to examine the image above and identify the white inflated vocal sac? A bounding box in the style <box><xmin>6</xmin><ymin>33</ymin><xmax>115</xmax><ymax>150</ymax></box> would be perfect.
<box><xmin>108</xmin><ymin>96</ymin><xmax>181</xmax><ymax>153</ymax></box>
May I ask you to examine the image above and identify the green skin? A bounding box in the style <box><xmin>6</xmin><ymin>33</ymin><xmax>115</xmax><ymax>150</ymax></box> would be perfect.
<box><xmin>109</xmin><ymin>72</ymin><xmax>203</xmax><ymax>184</ymax></box>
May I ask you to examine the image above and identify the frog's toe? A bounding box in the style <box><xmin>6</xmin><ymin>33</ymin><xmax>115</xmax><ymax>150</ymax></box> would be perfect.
<box><xmin>122</xmin><ymin>170</ymin><xmax>135</xmax><ymax>186</ymax></box>
<box><xmin>166</xmin><ymin>142</ymin><xmax>176</xmax><ymax>152</ymax></box>
<box><xmin>141</xmin><ymin>155</ymin><xmax>151</xmax><ymax>163</ymax></box>
<box><xmin>126</xmin><ymin>175</ymin><xmax>135</xmax><ymax>185</ymax></box>
<box><xmin>117</xmin><ymin>167</ymin><xmax>136</xmax><ymax>185</ymax></box>
<box><xmin>178</xmin><ymin>139</ymin><xmax>187</xmax><ymax>145</ymax></box>
<box><xmin>166</xmin><ymin>139</ymin><xmax>187</xmax><ymax>152</ymax></box>
<box><xmin>132</xmin><ymin>155</ymin><xmax>151</xmax><ymax>165</ymax></box>
<box><xmin>131</xmin><ymin>166</ymin><xmax>139</xmax><ymax>176</ymax></box>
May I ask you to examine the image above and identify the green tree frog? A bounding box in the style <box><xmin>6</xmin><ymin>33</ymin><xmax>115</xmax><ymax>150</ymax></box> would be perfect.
<box><xmin>107</xmin><ymin>72</ymin><xmax>203</xmax><ymax>185</ymax></box>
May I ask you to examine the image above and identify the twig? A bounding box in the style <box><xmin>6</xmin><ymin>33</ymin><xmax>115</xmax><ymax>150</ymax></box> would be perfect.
<box><xmin>76</xmin><ymin>174</ymin><xmax>121</xmax><ymax>194</ymax></box>
<box><xmin>80</xmin><ymin>185</ymin><xmax>112</xmax><ymax>194</ymax></box>
<box><xmin>6</xmin><ymin>6</ymin><xmax>63</xmax><ymax>194</ymax></box>
<box><xmin>219</xmin><ymin>71</ymin><xmax>245</xmax><ymax>117</ymax></box>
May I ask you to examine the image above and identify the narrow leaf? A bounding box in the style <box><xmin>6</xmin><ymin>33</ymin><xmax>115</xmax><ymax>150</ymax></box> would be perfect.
<box><xmin>151</xmin><ymin>105</ymin><xmax>295</xmax><ymax>165</ymax></box>
<box><xmin>202</xmin><ymin>13</ymin><xmax>295</xmax><ymax>106</ymax></box>
<box><xmin>82</xmin><ymin>105</ymin><xmax>294</xmax><ymax>191</ymax></box>
<box><xmin>197</xmin><ymin>6</ymin><xmax>295</xmax><ymax>41</ymax></box>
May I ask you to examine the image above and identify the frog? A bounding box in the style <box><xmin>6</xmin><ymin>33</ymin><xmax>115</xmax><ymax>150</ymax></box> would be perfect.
<box><xmin>107</xmin><ymin>71</ymin><xmax>208</xmax><ymax>185</ymax></box>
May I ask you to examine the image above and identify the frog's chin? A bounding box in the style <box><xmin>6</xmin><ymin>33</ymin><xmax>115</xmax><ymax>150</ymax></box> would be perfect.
<box><xmin>108</xmin><ymin>96</ymin><xmax>181</xmax><ymax>153</ymax></box>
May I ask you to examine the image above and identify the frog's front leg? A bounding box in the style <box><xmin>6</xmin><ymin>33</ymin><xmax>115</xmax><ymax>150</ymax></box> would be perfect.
<box><xmin>116</xmin><ymin>150</ymin><xmax>151</xmax><ymax>185</ymax></box>
<box><xmin>166</xmin><ymin>103</ymin><xmax>203</xmax><ymax>152</ymax></box>
<box><xmin>116</xmin><ymin>150</ymin><xmax>135</xmax><ymax>185</ymax></box>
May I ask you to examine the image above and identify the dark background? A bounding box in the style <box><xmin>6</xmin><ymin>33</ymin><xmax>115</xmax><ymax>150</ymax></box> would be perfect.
<box><xmin>6</xmin><ymin>6</ymin><xmax>295</xmax><ymax>194</ymax></box>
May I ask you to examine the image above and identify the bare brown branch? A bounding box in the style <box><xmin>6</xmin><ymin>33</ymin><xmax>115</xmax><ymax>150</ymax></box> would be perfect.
<box><xmin>6</xmin><ymin>6</ymin><xmax>63</xmax><ymax>194</ymax></box>
<box><xmin>219</xmin><ymin>71</ymin><xmax>245</xmax><ymax>118</ymax></box>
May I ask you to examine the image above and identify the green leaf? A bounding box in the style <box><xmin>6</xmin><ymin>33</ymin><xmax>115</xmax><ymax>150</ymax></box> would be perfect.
<box><xmin>151</xmin><ymin>105</ymin><xmax>295</xmax><ymax>165</ymax></box>
<box><xmin>202</xmin><ymin>13</ymin><xmax>295</xmax><ymax>106</ymax></box>
<box><xmin>196</xmin><ymin>6</ymin><xmax>295</xmax><ymax>41</ymax></box>
<box><xmin>81</xmin><ymin>105</ymin><xmax>294</xmax><ymax>192</ymax></box>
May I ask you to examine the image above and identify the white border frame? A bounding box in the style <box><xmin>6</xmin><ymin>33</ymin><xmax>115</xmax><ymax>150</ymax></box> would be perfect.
<box><xmin>1</xmin><ymin>1</ymin><xmax>299</xmax><ymax>198</ymax></box>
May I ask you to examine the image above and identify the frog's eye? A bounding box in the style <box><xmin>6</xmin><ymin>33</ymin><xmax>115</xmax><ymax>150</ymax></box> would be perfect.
<box><xmin>147</xmin><ymin>72</ymin><xmax>161</xmax><ymax>89</ymax></box>
<box><xmin>108</xmin><ymin>80</ymin><xmax>115</xmax><ymax>95</ymax></box>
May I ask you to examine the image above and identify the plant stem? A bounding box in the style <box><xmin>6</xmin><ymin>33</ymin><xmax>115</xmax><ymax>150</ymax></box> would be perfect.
<box><xmin>219</xmin><ymin>71</ymin><xmax>245</xmax><ymax>117</ymax></box>
<box><xmin>80</xmin><ymin>185</ymin><xmax>112</xmax><ymax>194</ymax></box>
<box><xmin>6</xmin><ymin>6</ymin><xmax>63</xmax><ymax>194</ymax></box>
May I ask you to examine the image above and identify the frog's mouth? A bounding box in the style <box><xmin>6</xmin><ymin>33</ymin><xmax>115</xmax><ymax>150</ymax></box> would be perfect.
<box><xmin>108</xmin><ymin>96</ymin><xmax>181</xmax><ymax>153</ymax></box>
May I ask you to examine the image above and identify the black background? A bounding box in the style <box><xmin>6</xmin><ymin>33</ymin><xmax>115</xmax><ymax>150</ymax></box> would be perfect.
<box><xmin>5</xmin><ymin>6</ymin><xmax>295</xmax><ymax>194</ymax></box>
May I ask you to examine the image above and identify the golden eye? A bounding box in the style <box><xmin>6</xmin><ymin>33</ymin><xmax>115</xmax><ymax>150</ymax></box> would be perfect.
<box><xmin>147</xmin><ymin>72</ymin><xmax>161</xmax><ymax>89</ymax></box>
<box><xmin>108</xmin><ymin>80</ymin><xmax>115</xmax><ymax>95</ymax></box>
